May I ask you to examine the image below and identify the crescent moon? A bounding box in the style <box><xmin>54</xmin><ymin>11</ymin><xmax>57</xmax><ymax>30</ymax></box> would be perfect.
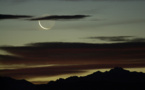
<box><xmin>38</xmin><ymin>20</ymin><xmax>55</xmax><ymax>30</ymax></box>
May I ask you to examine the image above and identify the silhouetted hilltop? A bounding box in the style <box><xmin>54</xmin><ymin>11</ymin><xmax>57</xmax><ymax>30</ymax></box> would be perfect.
<box><xmin>38</xmin><ymin>67</ymin><xmax>145</xmax><ymax>90</ymax></box>
<box><xmin>0</xmin><ymin>76</ymin><xmax>35</xmax><ymax>90</ymax></box>
<box><xmin>1</xmin><ymin>67</ymin><xmax>145</xmax><ymax>90</ymax></box>
<box><xmin>86</xmin><ymin>67</ymin><xmax>145</xmax><ymax>83</ymax></box>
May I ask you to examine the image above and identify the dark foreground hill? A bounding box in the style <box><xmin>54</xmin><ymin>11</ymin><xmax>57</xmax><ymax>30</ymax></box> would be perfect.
<box><xmin>0</xmin><ymin>76</ymin><xmax>35</xmax><ymax>90</ymax></box>
<box><xmin>1</xmin><ymin>67</ymin><xmax>145</xmax><ymax>90</ymax></box>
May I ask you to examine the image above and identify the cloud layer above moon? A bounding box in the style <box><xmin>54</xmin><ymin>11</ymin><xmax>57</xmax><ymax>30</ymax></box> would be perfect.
<box><xmin>0</xmin><ymin>14</ymin><xmax>90</xmax><ymax>21</ymax></box>
<box><xmin>0</xmin><ymin>14</ymin><xmax>32</xmax><ymax>20</ymax></box>
<box><xmin>30</xmin><ymin>15</ymin><xmax>90</xmax><ymax>21</ymax></box>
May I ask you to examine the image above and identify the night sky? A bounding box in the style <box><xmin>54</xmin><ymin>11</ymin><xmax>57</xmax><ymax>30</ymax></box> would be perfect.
<box><xmin>0</xmin><ymin>0</ymin><xmax>145</xmax><ymax>84</ymax></box>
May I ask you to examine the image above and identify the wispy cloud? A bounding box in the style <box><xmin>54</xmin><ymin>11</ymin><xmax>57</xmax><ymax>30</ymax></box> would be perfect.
<box><xmin>86</xmin><ymin>36</ymin><xmax>132</xmax><ymax>42</ymax></box>
<box><xmin>0</xmin><ymin>14</ymin><xmax>32</xmax><ymax>20</ymax></box>
<box><xmin>30</xmin><ymin>15</ymin><xmax>90</xmax><ymax>21</ymax></box>
<box><xmin>85</xmin><ymin>36</ymin><xmax>145</xmax><ymax>42</ymax></box>
<box><xmin>0</xmin><ymin>14</ymin><xmax>90</xmax><ymax>21</ymax></box>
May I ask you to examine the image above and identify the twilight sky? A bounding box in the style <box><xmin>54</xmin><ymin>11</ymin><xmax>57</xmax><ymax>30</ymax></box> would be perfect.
<box><xmin>0</xmin><ymin>0</ymin><xmax>145</xmax><ymax>84</ymax></box>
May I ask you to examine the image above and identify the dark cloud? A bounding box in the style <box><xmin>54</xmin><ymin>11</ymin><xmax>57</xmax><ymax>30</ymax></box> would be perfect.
<box><xmin>86</xmin><ymin>36</ymin><xmax>133</xmax><ymax>42</ymax></box>
<box><xmin>1</xmin><ymin>42</ymin><xmax>145</xmax><ymax>80</ymax></box>
<box><xmin>0</xmin><ymin>65</ymin><xmax>86</xmax><ymax>79</ymax></box>
<box><xmin>0</xmin><ymin>14</ymin><xmax>32</xmax><ymax>20</ymax></box>
<box><xmin>30</xmin><ymin>15</ymin><xmax>90</xmax><ymax>21</ymax></box>
<box><xmin>129</xmin><ymin>38</ymin><xmax>145</xmax><ymax>42</ymax></box>
<box><xmin>0</xmin><ymin>54</ymin><xmax>27</xmax><ymax>65</ymax></box>
<box><xmin>1</xmin><ymin>63</ymin><xmax>145</xmax><ymax>80</ymax></box>
<box><xmin>0</xmin><ymin>54</ymin><xmax>21</xmax><ymax>60</ymax></box>
<box><xmin>86</xmin><ymin>36</ymin><xmax>145</xmax><ymax>43</ymax></box>
<box><xmin>1</xmin><ymin>42</ymin><xmax>145</xmax><ymax>65</ymax></box>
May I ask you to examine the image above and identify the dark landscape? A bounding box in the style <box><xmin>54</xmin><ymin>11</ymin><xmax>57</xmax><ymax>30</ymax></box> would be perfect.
<box><xmin>1</xmin><ymin>67</ymin><xmax>145</xmax><ymax>90</ymax></box>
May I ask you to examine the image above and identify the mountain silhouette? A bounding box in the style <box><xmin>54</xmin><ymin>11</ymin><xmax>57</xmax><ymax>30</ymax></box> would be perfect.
<box><xmin>1</xmin><ymin>67</ymin><xmax>145</xmax><ymax>90</ymax></box>
<box><xmin>0</xmin><ymin>76</ymin><xmax>35</xmax><ymax>90</ymax></box>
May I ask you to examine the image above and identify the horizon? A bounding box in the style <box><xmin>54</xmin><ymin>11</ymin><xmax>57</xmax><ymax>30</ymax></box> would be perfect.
<box><xmin>1</xmin><ymin>67</ymin><xmax>145</xmax><ymax>85</ymax></box>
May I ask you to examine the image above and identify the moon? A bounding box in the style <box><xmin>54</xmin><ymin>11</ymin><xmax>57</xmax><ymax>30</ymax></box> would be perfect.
<box><xmin>38</xmin><ymin>20</ymin><xmax>55</xmax><ymax>30</ymax></box>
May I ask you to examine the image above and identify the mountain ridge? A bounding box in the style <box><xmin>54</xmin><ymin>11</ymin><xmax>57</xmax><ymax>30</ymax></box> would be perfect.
<box><xmin>1</xmin><ymin>67</ymin><xmax>145</xmax><ymax>90</ymax></box>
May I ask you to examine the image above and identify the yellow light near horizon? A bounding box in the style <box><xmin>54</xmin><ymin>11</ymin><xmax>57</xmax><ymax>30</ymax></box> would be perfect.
<box><xmin>125</xmin><ymin>67</ymin><xmax>145</xmax><ymax>73</ymax></box>
<box><xmin>27</xmin><ymin>68</ymin><xmax>145</xmax><ymax>84</ymax></box>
